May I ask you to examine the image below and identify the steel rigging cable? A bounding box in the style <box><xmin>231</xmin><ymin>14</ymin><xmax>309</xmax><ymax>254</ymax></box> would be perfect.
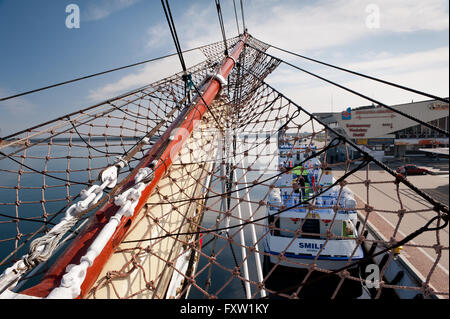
<box><xmin>239</xmin><ymin>63</ymin><xmax>449</xmax><ymax>215</ymax></box>
<box><xmin>232</xmin><ymin>0</ymin><xmax>241</xmax><ymax>35</ymax></box>
<box><xmin>246</xmin><ymin>43</ymin><xmax>449</xmax><ymax>137</ymax></box>
<box><xmin>161</xmin><ymin>0</ymin><xmax>187</xmax><ymax>74</ymax></box>
<box><xmin>160</xmin><ymin>0</ymin><xmax>192</xmax><ymax>104</ymax></box>
<box><xmin>259</xmin><ymin>39</ymin><xmax>449</xmax><ymax>104</ymax></box>
<box><xmin>240</xmin><ymin>0</ymin><xmax>246</xmax><ymax>31</ymax></box>
<box><xmin>0</xmin><ymin>45</ymin><xmax>208</xmax><ymax>103</ymax></box>
<box><xmin>0</xmin><ymin>25</ymin><xmax>239</xmax><ymax>104</ymax></box>
<box><xmin>215</xmin><ymin>0</ymin><xmax>229</xmax><ymax>56</ymax></box>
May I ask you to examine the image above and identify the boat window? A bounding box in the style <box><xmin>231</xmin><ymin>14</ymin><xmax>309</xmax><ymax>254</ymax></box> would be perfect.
<box><xmin>301</xmin><ymin>219</ymin><xmax>320</xmax><ymax>239</ymax></box>
<box><xmin>326</xmin><ymin>220</ymin><xmax>342</xmax><ymax>237</ymax></box>
<box><xmin>322</xmin><ymin>220</ymin><xmax>356</xmax><ymax>238</ymax></box>
<box><xmin>268</xmin><ymin>214</ymin><xmax>281</xmax><ymax>236</ymax></box>
<box><xmin>277</xmin><ymin>218</ymin><xmax>322</xmax><ymax>239</ymax></box>
<box><xmin>274</xmin><ymin>218</ymin><xmax>356</xmax><ymax>239</ymax></box>
<box><xmin>342</xmin><ymin>220</ymin><xmax>356</xmax><ymax>238</ymax></box>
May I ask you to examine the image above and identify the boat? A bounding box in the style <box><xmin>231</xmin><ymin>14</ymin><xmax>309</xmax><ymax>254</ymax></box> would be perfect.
<box><xmin>263</xmin><ymin>141</ymin><xmax>364</xmax><ymax>276</ymax></box>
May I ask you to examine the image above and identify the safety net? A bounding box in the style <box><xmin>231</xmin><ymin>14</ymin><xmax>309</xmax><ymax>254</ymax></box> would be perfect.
<box><xmin>0</xmin><ymin>35</ymin><xmax>448</xmax><ymax>300</ymax></box>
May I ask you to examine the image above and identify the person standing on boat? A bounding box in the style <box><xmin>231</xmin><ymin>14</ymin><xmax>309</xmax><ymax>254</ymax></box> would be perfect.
<box><xmin>298</xmin><ymin>175</ymin><xmax>306</xmax><ymax>201</ymax></box>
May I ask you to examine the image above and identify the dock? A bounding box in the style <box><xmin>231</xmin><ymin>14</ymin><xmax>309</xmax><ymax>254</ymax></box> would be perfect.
<box><xmin>334</xmin><ymin>163</ymin><xmax>449</xmax><ymax>298</ymax></box>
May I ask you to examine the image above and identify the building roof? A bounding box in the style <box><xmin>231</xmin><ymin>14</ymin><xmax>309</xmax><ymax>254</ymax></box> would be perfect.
<box><xmin>419</xmin><ymin>148</ymin><xmax>449</xmax><ymax>156</ymax></box>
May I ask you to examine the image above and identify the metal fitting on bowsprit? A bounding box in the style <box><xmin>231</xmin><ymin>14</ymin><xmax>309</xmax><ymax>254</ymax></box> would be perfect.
<box><xmin>205</xmin><ymin>73</ymin><xmax>228</xmax><ymax>92</ymax></box>
<box><xmin>141</xmin><ymin>160</ymin><xmax>158</xmax><ymax>184</ymax></box>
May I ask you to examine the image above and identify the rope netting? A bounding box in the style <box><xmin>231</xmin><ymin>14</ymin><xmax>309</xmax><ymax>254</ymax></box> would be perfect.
<box><xmin>0</xmin><ymin>35</ymin><xmax>448</xmax><ymax>300</ymax></box>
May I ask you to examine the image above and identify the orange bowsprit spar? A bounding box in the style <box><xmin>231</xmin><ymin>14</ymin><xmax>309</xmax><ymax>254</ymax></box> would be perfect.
<box><xmin>20</xmin><ymin>33</ymin><xmax>249</xmax><ymax>299</ymax></box>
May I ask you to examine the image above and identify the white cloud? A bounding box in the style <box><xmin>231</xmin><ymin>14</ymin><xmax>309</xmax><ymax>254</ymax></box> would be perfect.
<box><xmin>146</xmin><ymin>24</ymin><xmax>170</xmax><ymax>49</ymax></box>
<box><xmin>142</xmin><ymin>3</ymin><xmax>224</xmax><ymax>56</ymax></box>
<box><xmin>88</xmin><ymin>0</ymin><xmax>449</xmax><ymax>107</ymax></box>
<box><xmin>269</xmin><ymin>47</ymin><xmax>449</xmax><ymax>86</ymax></box>
<box><xmin>267</xmin><ymin>47</ymin><xmax>449</xmax><ymax>114</ymax></box>
<box><xmin>0</xmin><ymin>88</ymin><xmax>36</xmax><ymax>114</ymax></box>
<box><xmin>377</xmin><ymin>0</ymin><xmax>449</xmax><ymax>32</ymax></box>
<box><xmin>0</xmin><ymin>88</ymin><xmax>37</xmax><ymax>136</ymax></box>
<box><xmin>144</xmin><ymin>0</ymin><xmax>448</xmax><ymax>62</ymax></box>
<box><xmin>88</xmin><ymin>50</ymin><xmax>205</xmax><ymax>101</ymax></box>
<box><xmin>83</xmin><ymin>0</ymin><xmax>142</xmax><ymax>21</ymax></box>
<box><xmin>344</xmin><ymin>47</ymin><xmax>449</xmax><ymax>74</ymax></box>
<box><xmin>145</xmin><ymin>2</ymin><xmax>239</xmax><ymax>51</ymax></box>
<box><xmin>89</xmin><ymin>2</ymin><xmax>227</xmax><ymax>101</ymax></box>
<box><xmin>247</xmin><ymin>0</ymin><xmax>449</xmax><ymax>53</ymax></box>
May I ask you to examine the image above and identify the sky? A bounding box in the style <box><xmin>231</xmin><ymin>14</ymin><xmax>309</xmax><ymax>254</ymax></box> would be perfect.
<box><xmin>0</xmin><ymin>0</ymin><xmax>448</xmax><ymax>136</ymax></box>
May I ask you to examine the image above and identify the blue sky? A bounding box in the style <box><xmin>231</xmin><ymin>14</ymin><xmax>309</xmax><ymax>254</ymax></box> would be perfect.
<box><xmin>0</xmin><ymin>0</ymin><xmax>448</xmax><ymax>136</ymax></box>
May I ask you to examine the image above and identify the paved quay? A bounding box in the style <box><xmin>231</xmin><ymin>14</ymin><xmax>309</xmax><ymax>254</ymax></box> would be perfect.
<box><xmin>333</xmin><ymin>157</ymin><xmax>448</xmax><ymax>298</ymax></box>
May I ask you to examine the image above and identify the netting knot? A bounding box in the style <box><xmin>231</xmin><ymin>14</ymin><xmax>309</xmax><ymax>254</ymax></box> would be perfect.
<box><xmin>146</xmin><ymin>281</ymin><xmax>155</xmax><ymax>291</ymax></box>
<box><xmin>397</xmin><ymin>209</ymin><xmax>406</xmax><ymax>218</ymax></box>
<box><xmin>388</xmin><ymin>237</ymin><xmax>398</xmax><ymax>247</ymax></box>
<box><xmin>257</xmin><ymin>282</ymin><xmax>265</xmax><ymax>291</ymax></box>
<box><xmin>308</xmin><ymin>262</ymin><xmax>317</xmax><ymax>271</ymax></box>
<box><xmin>395</xmin><ymin>173</ymin><xmax>406</xmax><ymax>185</ymax></box>
<box><xmin>356</xmin><ymin>235</ymin><xmax>365</xmax><ymax>245</ymax></box>
<box><xmin>277</xmin><ymin>253</ymin><xmax>286</xmax><ymax>262</ymax></box>
<box><xmin>268</xmin><ymin>221</ymin><xmax>276</xmax><ymax>231</ymax></box>
<box><xmin>432</xmin><ymin>244</ymin><xmax>443</xmax><ymax>255</ymax></box>
<box><xmin>339</xmin><ymin>269</ymin><xmax>350</xmax><ymax>279</ymax></box>
<box><xmin>187</xmin><ymin>276</ymin><xmax>195</xmax><ymax>285</ymax></box>
<box><xmin>421</xmin><ymin>282</ymin><xmax>434</xmax><ymax>297</ymax></box>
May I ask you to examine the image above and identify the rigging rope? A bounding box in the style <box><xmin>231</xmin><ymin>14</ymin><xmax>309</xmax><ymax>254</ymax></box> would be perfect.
<box><xmin>246</xmin><ymin>42</ymin><xmax>449</xmax><ymax>137</ymax></box>
<box><xmin>232</xmin><ymin>0</ymin><xmax>241</xmax><ymax>35</ymax></box>
<box><xmin>122</xmin><ymin>153</ymin><xmax>370</xmax><ymax>245</ymax></box>
<box><xmin>241</xmin><ymin>63</ymin><xmax>449</xmax><ymax>215</ymax></box>
<box><xmin>240</xmin><ymin>0</ymin><xmax>246</xmax><ymax>31</ymax></box>
<box><xmin>0</xmin><ymin>44</ymin><xmax>210</xmax><ymax>104</ymax></box>
<box><xmin>161</xmin><ymin>0</ymin><xmax>194</xmax><ymax>105</ymax></box>
<box><xmin>215</xmin><ymin>0</ymin><xmax>229</xmax><ymax>56</ymax></box>
<box><xmin>260</xmin><ymin>39</ymin><xmax>449</xmax><ymax>104</ymax></box>
<box><xmin>161</xmin><ymin>0</ymin><xmax>187</xmax><ymax>74</ymax></box>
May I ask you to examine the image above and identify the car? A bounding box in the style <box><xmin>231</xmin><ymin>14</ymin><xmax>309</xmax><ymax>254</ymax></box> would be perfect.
<box><xmin>396</xmin><ymin>165</ymin><xmax>429</xmax><ymax>175</ymax></box>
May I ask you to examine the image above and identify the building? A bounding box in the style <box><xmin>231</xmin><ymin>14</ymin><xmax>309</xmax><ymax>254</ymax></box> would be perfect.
<box><xmin>314</xmin><ymin>99</ymin><xmax>449</xmax><ymax>161</ymax></box>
